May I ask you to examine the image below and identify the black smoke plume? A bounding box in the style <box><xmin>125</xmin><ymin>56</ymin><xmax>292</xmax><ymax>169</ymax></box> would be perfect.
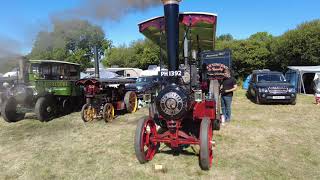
<box><xmin>0</xmin><ymin>36</ymin><xmax>22</xmax><ymax>59</ymax></box>
<box><xmin>53</xmin><ymin>0</ymin><xmax>161</xmax><ymax>21</ymax></box>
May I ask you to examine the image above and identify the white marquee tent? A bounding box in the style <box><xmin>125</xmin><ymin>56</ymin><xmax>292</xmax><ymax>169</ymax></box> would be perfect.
<box><xmin>285</xmin><ymin>66</ymin><xmax>320</xmax><ymax>94</ymax></box>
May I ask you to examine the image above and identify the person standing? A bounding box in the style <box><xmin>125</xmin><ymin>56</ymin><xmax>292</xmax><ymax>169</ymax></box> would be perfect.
<box><xmin>313</xmin><ymin>74</ymin><xmax>320</xmax><ymax>105</ymax></box>
<box><xmin>220</xmin><ymin>70</ymin><xmax>238</xmax><ymax>122</ymax></box>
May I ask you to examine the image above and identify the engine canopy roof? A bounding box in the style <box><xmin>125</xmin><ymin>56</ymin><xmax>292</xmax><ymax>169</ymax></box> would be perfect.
<box><xmin>138</xmin><ymin>12</ymin><xmax>217</xmax><ymax>51</ymax></box>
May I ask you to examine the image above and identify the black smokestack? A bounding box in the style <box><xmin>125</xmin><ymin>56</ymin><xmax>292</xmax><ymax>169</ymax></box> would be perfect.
<box><xmin>94</xmin><ymin>46</ymin><xmax>100</xmax><ymax>78</ymax></box>
<box><xmin>162</xmin><ymin>0</ymin><xmax>180</xmax><ymax>72</ymax></box>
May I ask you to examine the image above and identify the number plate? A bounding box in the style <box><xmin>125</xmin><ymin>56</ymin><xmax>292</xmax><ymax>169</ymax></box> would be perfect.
<box><xmin>160</xmin><ymin>70</ymin><xmax>183</xmax><ymax>77</ymax></box>
<box><xmin>272</xmin><ymin>96</ymin><xmax>285</xmax><ymax>99</ymax></box>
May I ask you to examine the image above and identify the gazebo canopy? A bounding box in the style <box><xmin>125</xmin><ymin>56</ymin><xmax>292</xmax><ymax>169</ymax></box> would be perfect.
<box><xmin>287</xmin><ymin>66</ymin><xmax>320</xmax><ymax>94</ymax></box>
<box><xmin>288</xmin><ymin>66</ymin><xmax>320</xmax><ymax>73</ymax></box>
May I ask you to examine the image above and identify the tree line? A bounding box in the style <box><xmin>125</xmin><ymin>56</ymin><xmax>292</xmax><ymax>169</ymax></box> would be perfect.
<box><xmin>27</xmin><ymin>20</ymin><xmax>112</xmax><ymax>71</ymax></box>
<box><xmin>216</xmin><ymin>19</ymin><xmax>320</xmax><ymax>78</ymax></box>
<box><xmin>28</xmin><ymin>19</ymin><xmax>320</xmax><ymax>79</ymax></box>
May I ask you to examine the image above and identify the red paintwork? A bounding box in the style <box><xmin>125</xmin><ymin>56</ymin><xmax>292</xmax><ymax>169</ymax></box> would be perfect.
<box><xmin>76</xmin><ymin>78</ymin><xmax>101</xmax><ymax>96</ymax></box>
<box><xmin>193</xmin><ymin>101</ymin><xmax>216</xmax><ymax>121</ymax></box>
<box><xmin>115</xmin><ymin>101</ymin><xmax>125</xmax><ymax>110</ymax></box>
<box><xmin>206</xmin><ymin>63</ymin><xmax>230</xmax><ymax>80</ymax></box>
<box><xmin>141</xmin><ymin>119</ymin><xmax>158</xmax><ymax>161</ymax></box>
<box><xmin>145</xmin><ymin>100</ymin><xmax>216</xmax><ymax>149</ymax></box>
<box><xmin>151</xmin><ymin>121</ymin><xmax>199</xmax><ymax>148</ymax></box>
<box><xmin>84</xmin><ymin>84</ymin><xmax>101</xmax><ymax>95</ymax></box>
<box><xmin>139</xmin><ymin>13</ymin><xmax>217</xmax><ymax>32</ymax></box>
<box><xmin>140</xmin><ymin>98</ymin><xmax>216</xmax><ymax>167</ymax></box>
<box><xmin>201</xmin><ymin>81</ymin><xmax>208</xmax><ymax>91</ymax></box>
<box><xmin>76</xmin><ymin>78</ymin><xmax>100</xmax><ymax>86</ymax></box>
<box><xmin>209</xmin><ymin>123</ymin><xmax>213</xmax><ymax>166</ymax></box>
<box><xmin>181</xmin><ymin>14</ymin><xmax>216</xmax><ymax>27</ymax></box>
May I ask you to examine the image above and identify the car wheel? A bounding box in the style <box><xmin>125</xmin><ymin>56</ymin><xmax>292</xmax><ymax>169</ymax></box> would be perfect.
<box><xmin>256</xmin><ymin>95</ymin><xmax>260</xmax><ymax>104</ymax></box>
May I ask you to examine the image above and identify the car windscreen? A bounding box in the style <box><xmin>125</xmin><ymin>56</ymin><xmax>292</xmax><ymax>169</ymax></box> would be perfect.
<box><xmin>136</xmin><ymin>77</ymin><xmax>157</xmax><ymax>83</ymax></box>
<box><xmin>136</xmin><ymin>77</ymin><xmax>146</xmax><ymax>83</ymax></box>
<box><xmin>257</xmin><ymin>74</ymin><xmax>286</xmax><ymax>82</ymax></box>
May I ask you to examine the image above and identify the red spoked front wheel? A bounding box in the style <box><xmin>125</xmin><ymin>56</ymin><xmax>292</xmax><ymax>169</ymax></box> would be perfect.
<box><xmin>199</xmin><ymin>117</ymin><xmax>213</xmax><ymax>170</ymax></box>
<box><xmin>134</xmin><ymin>118</ymin><xmax>158</xmax><ymax>163</ymax></box>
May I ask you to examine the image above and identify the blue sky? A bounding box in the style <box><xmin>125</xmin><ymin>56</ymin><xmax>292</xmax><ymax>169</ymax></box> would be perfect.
<box><xmin>0</xmin><ymin>0</ymin><xmax>319</xmax><ymax>54</ymax></box>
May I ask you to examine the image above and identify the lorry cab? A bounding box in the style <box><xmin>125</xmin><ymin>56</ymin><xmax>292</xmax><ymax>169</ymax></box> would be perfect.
<box><xmin>28</xmin><ymin>60</ymin><xmax>80</xmax><ymax>81</ymax></box>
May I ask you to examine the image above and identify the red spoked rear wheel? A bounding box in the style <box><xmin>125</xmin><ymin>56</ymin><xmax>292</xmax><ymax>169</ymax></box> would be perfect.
<box><xmin>199</xmin><ymin>117</ymin><xmax>213</xmax><ymax>170</ymax></box>
<box><xmin>134</xmin><ymin>118</ymin><xmax>158</xmax><ymax>163</ymax></box>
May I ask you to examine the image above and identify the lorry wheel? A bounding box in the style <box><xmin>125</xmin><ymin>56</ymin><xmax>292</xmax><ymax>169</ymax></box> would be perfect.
<box><xmin>124</xmin><ymin>91</ymin><xmax>138</xmax><ymax>113</ymax></box>
<box><xmin>1</xmin><ymin>97</ymin><xmax>25</xmax><ymax>123</ymax></box>
<box><xmin>35</xmin><ymin>97</ymin><xmax>56</xmax><ymax>122</ymax></box>
<box><xmin>62</xmin><ymin>99</ymin><xmax>73</xmax><ymax>115</ymax></box>
<box><xmin>199</xmin><ymin>118</ymin><xmax>213</xmax><ymax>170</ymax></box>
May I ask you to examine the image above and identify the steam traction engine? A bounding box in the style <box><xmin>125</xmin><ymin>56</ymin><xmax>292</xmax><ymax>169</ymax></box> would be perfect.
<box><xmin>76</xmin><ymin>78</ymin><xmax>138</xmax><ymax>123</ymax></box>
<box><xmin>134</xmin><ymin>0</ymin><xmax>231</xmax><ymax>170</ymax></box>
<box><xmin>1</xmin><ymin>60</ymin><xmax>83</xmax><ymax>122</ymax></box>
<box><xmin>76</xmin><ymin>45</ymin><xmax>138</xmax><ymax>123</ymax></box>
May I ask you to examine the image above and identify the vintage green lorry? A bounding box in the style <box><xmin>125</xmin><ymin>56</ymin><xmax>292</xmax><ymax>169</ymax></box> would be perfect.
<box><xmin>1</xmin><ymin>60</ymin><xmax>83</xmax><ymax>122</ymax></box>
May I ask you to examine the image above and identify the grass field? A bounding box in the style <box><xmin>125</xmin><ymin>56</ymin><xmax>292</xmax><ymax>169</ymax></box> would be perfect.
<box><xmin>1</xmin><ymin>90</ymin><xmax>320</xmax><ymax>180</ymax></box>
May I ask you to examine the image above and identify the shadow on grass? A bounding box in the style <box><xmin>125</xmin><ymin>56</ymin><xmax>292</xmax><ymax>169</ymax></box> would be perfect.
<box><xmin>4</xmin><ymin>109</ymin><xmax>82</xmax><ymax>123</ymax></box>
<box><xmin>246</xmin><ymin>92</ymin><xmax>296</xmax><ymax>106</ymax></box>
<box><xmin>159</xmin><ymin>146</ymin><xmax>198</xmax><ymax>157</ymax></box>
<box><xmin>0</xmin><ymin>113</ymin><xmax>82</xmax><ymax>142</ymax></box>
<box><xmin>246</xmin><ymin>92</ymin><xmax>259</xmax><ymax>104</ymax></box>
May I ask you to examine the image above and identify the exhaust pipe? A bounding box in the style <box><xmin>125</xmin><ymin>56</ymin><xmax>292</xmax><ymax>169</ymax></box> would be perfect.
<box><xmin>94</xmin><ymin>46</ymin><xmax>100</xmax><ymax>78</ymax></box>
<box><xmin>18</xmin><ymin>57</ymin><xmax>28</xmax><ymax>83</ymax></box>
<box><xmin>161</xmin><ymin>0</ymin><xmax>181</xmax><ymax>73</ymax></box>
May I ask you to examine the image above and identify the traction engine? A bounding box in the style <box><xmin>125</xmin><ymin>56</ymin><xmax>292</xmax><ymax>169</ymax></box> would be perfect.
<box><xmin>134</xmin><ymin>0</ymin><xmax>232</xmax><ymax>170</ymax></box>
<box><xmin>76</xmin><ymin>47</ymin><xmax>138</xmax><ymax>123</ymax></box>
<box><xmin>76</xmin><ymin>78</ymin><xmax>138</xmax><ymax>123</ymax></box>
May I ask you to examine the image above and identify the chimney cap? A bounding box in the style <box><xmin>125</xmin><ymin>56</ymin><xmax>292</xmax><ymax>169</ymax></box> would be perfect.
<box><xmin>161</xmin><ymin>0</ymin><xmax>181</xmax><ymax>5</ymax></box>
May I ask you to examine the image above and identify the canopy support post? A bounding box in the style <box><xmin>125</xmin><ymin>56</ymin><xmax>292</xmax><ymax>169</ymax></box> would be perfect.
<box><xmin>300</xmin><ymin>72</ymin><xmax>306</xmax><ymax>94</ymax></box>
<box><xmin>183</xmin><ymin>31</ymin><xmax>189</xmax><ymax>67</ymax></box>
<box><xmin>188</xmin><ymin>15</ymin><xmax>193</xmax><ymax>92</ymax></box>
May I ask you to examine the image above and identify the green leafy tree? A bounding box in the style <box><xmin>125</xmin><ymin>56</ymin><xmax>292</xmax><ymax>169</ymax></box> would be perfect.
<box><xmin>216</xmin><ymin>32</ymin><xmax>274</xmax><ymax>78</ymax></box>
<box><xmin>103</xmin><ymin>44</ymin><xmax>134</xmax><ymax>68</ymax></box>
<box><xmin>271</xmin><ymin>19</ymin><xmax>320</xmax><ymax>71</ymax></box>
<box><xmin>217</xmin><ymin>34</ymin><xmax>234</xmax><ymax>42</ymax></box>
<box><xmin>102</xmin><ymin>39</ymin><xmax>160</xmax><ymax>69</ymax></box>
<box><xmin>28</xmin><ymin>19</ymin><xmax>111</xmax><ymax>71</ymax></box>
